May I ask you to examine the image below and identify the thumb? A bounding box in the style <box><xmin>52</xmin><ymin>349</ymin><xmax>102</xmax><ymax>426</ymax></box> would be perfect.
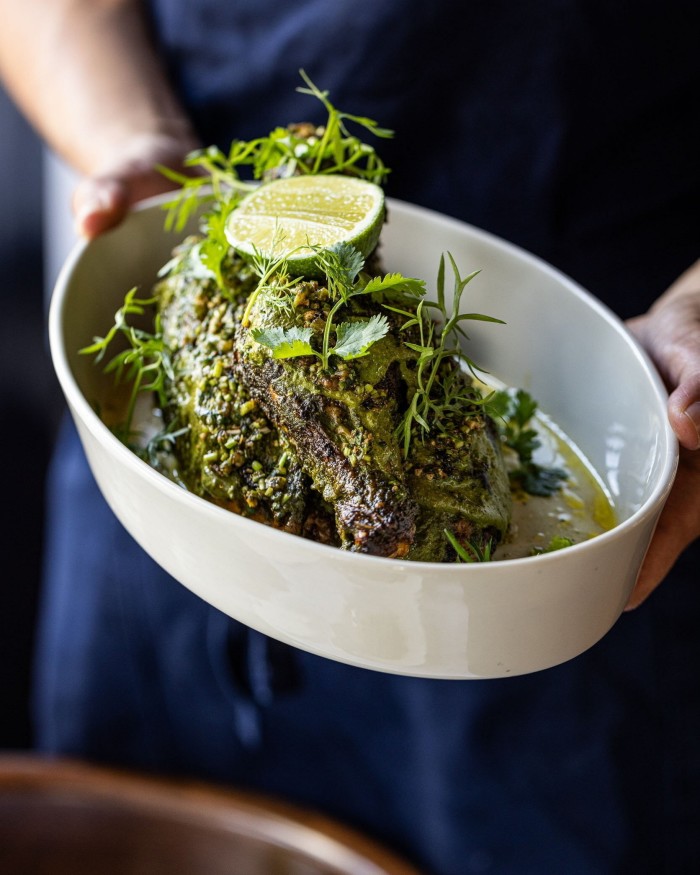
<box><xmin>71</xmin><ymin>132</ymin><xmax>201</xmax><ymax>239</ymax></box>
<box><xmin>72</xmin><ymin>175</ymin><xmax>131</xmax><ymax>239</ymax></box>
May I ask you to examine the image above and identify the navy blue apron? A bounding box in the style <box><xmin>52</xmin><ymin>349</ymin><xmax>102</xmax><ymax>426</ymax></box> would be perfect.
<box><xmin>37</xmin><ymin>3</ymin><xmax>700</xmax><ymax>872</ymax></box>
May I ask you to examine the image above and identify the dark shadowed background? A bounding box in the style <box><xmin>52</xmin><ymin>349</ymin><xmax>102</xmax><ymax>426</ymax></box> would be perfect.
<box><xmin>0</xmin><ymin>83</ymin><xmax>63</xmax><ymax>748</ymax></box>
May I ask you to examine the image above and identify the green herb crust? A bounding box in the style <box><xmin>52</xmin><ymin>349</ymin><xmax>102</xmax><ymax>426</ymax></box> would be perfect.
<box><xmin>146</xmin><ymin>229</ymin><xmax>513</xmax><ymax>560</ymax></box>
<box><xmin>235</xmin><ymin>262</ymin><xmax>511</xmax><ymax>559</ymax></box>
<box><xmin>154</xmin><ymin>237</ymin><xmax>337</xmax><ymax>543</ymax></box>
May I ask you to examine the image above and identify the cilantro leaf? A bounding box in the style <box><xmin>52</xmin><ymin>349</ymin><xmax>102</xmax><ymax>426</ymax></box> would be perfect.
<box><xmin>331</xmin><ymin>314</ymin><xmax>390</xmax><ymax>360</ymax></box>
<box><xmin>362</xmin><ymin>273</ymin><xmax>426</xmax><ymax>299</ymax></box>
<box><xmin>486</xmin><ymin>388</ymin><xmax>540</xmax><ymax>462</ymax></box>
<box><xmin>510</xmin><ymin>388</ymin><xmax>538</xmax><ymax>429</ymax></box>
<box><xmin>486</xmin><ymin>388</ymin><xmax>568</xmax><ymax>497</ymax></box>
<box><xmin>508</xmin><ymin>427</ymin><xmax>540</xmax><ymax>464</ymax></box>
<box><xmin>326</xmin><ymin>242</ymin><xmax>365</xmax><ymax>284</ymax></box>
<box><xmin>250</xmin><ymin>325</ymin><xmax>315</xmax><ymax>359</ymax></box>
<box><xmin>196</xmin><ymin>237</ymin><xmax>227</xmax><ymax>284</ymax></box>
<box><xmin>482</xmin><ymin>389</ymin><xmax>511</xmax><ymax>420</ymax></box>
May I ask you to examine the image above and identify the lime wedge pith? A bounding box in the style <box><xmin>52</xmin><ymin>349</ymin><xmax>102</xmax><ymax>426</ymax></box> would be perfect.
<box><xmin>224</xmin><ymin>175</ymin><xmax>385</xmax><ymax>277</ymax></box>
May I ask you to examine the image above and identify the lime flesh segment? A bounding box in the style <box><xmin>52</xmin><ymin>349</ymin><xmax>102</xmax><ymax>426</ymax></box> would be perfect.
<box><xmin>224</xmin><ymin>175</ymin><xmax>385</xmax><ymax>277</ymax></box>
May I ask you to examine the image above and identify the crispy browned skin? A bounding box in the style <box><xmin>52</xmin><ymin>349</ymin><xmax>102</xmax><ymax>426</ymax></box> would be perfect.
<box><xmin>239</xmin><ymin>350</ymin><xmax>418</xmax><ymax>557</ymax></box>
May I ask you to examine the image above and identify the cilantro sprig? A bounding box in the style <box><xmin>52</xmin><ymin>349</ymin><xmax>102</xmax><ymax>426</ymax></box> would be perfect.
<box><xmin>249</xmin><ymin>242</ymin><xmax>425</xmax><ymax>369</ymax></box>
<box><xmin>251</xmin><ymin>313</ymin><xmax>391</xmax><ymax>364</ymax></box>
<box><xmin>485</xmin><ymin>388</ymin><xmax>568</xmax><ymax>496</ymax></box>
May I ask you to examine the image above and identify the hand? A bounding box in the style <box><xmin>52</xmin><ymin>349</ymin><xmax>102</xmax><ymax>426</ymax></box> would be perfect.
<box><xmin>625</xmin><ymin>259</ymin><xmax>700</xmax><ymax>609</ymax></box>
<box><xmin>72</xmin><ymin>130</ymin><xmax>201</xmax><ymax>239</ymax></box>
<box><xmin>0</xmin><ymin>1</ymin><xmax>201</xmax><ymax>241</ymax></box>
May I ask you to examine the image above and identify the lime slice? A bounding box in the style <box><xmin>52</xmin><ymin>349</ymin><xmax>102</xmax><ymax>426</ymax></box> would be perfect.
<box><xmin>225</xmin><ymin>175</ymin><xmax>385</xmax><ymax>277</ymax></box>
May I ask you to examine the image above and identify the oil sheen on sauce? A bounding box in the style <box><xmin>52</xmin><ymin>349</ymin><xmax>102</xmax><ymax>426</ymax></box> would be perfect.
<box><xmin>494</xmin><ymin>410</ymin><xmax>616</xmax><ymax>561</ymax></box>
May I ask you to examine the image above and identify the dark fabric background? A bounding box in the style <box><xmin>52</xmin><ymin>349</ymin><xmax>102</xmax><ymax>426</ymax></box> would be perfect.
<box><xmin>0</xmin><ymin>84</ymin><xmax>62</xmax><ymax>748</ymax></box>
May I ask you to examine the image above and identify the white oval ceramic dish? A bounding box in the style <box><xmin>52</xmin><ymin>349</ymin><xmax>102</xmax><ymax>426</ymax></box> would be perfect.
<box><xmin>49</xmin><ymin>194</ymin><xmax>678</xmax><ymax>679</ymax></box>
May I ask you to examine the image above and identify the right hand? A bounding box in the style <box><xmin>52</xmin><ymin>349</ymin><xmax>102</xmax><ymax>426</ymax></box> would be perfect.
<box><xmin>624</xmin><ymin>259</ymin><xmax>700</xmax><ymax>608</ymax></box>
<box><xmin>72</xmin><ymin>130</ymin><xmax>201</xmax><ymax>239</ymax></box>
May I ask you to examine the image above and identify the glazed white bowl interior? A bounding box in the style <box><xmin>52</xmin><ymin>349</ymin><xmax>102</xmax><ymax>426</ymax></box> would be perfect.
<box><xmin>50</xmin><ymin>195</ymin><xmax>677</xmax><ymax>679</ymax></box>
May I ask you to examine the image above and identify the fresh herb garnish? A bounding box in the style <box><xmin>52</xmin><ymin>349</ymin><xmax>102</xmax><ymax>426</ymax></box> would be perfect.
<box><xmin>80</xmin><ymin>289</ymin><xmax>170</xmax><ymax>431</ymax></box>
<box><xmin>295</xmin><ymin>70</ymin><xmax>393</xmax><ymax>179</ymax></box>
<box><xmin>444</xmin><ymin>529</ymin><xmax>495</xmax><ymax>562</ymax></box>
<box><xmin>249</xmin><ymin>242</ymin><xmax>424</xmax><ymax>368</ymax></box>
<box><xmin>145</xmin><ymin>423</ymin><xmax>190</xmax><ymax>486</ymax></box>
<box><xmin>157</xmin><ymin>69</ymin><xmax>392</xmax><ymax>243</ymax></box>
<box><xmin>249</xmin><ymin>324</ymin><xmax>316</xmax><ymax>360</ymax></box>
<box><xmin>485</xmin><ymin>388</ymin><xmax>568</xmax><ymax>496</ymax></box>
<box><xmin>389</xmin><ymin>253</ymin><xmax>505</xmax><ymax>457</ymax></box>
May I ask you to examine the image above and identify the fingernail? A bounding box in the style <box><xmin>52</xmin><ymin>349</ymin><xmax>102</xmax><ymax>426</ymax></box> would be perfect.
<box><xmin>683</xmin><ymin>401</ymin><xmax>700</xmax><ymax>449</ymax></box>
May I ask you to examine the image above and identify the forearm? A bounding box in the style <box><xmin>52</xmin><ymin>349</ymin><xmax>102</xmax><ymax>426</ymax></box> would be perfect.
<box><xmin>0</xmin><ymin>0</ymin><xmax>197</xmax><ymax>175</ymax></box>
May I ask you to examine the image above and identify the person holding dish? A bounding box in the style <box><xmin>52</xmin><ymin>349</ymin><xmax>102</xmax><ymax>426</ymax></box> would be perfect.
<box><xmin>1</xmin><ymin>1</ymin><xmax>699</xmax><ymax>873</ymax></box>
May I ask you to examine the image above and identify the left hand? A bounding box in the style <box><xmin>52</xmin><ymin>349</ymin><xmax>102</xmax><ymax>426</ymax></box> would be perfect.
<box><xmin>72</xmin><ymin>131</ymin><xmax>200</xmax><ymax>238</ymax></box>
<box><xmin>625</xmin><ymin>259</ymin><xmax>700</xmax><ymax>609</ymax></box>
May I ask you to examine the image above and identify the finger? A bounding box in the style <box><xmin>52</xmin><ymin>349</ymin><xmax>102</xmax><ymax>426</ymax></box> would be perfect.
<box><xmin>72</xmin><ymin>165</ymin><xmax>184</xmax><ymax>239</ymax></box>
<box><xmin>624</xmin><ymin>517</ymin><xmax>684</xmax><ymax>610</ymax></box>
<box><xmin>624</xmin><ymin>445</ymin><xmax>700</xmax><ymax>609</ymax></box>
<box><xmin>668</xmin><ymin>369</ymin><xmax>700</xmax><ymax>451</ymax></box>
<box><xmin>627</xmin><ymin>267</ymin><xmax>700</xmax><ymax>451</ymax></box>
<box><xmin>72</xmin><ymin>176</ymin><xmax>130</xmax><ymax>238</ymax></box>
<box><xmin>71</xmin><ymin>132</ymin><xmax>201</xmax><ymax>239</ymax></box>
